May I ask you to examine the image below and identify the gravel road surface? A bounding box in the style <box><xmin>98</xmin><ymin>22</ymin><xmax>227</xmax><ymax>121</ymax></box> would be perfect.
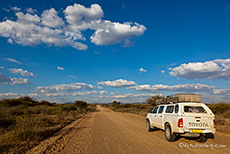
<box><xmin>26</xmin><ymin>106</ymin><xmax>230</xmax><ymax>154</ymax></box>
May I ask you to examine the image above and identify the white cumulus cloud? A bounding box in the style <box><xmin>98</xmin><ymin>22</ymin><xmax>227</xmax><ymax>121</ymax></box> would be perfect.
<box><xmin>57</xmin><ymin>66</ymin><xmax>64</xmax><ymax>71</ymax></box>
<box><xmin>41</xmin><ymin>8</ymin><xmax>64</xmax><ymax>28</ymax></box>
<box><xmin>139</xmin><ymin>67</ymin><xmax>147</xmax><ymax>72</ymax></box>
<box><xmin>109</xmin><ymin>93</ymin><xmax>156</xmax><ymax>99</ymax></box>
<box><xmin>16</xmin><ymin>12</ymin><xmax>40</xmax><ymax>23</ymax></box>
<box><xmin>97</xmin><ymin>86</ymin><xmax>103</xmax><ymax>89</ymax></box>
<box><xmin>0</xmin><ymin>92</ymin><xmax>24</xmax><ymax>98</ymax></box>
<box><xmin>0</xmin><ymin>73</ymin><xmax>30</xmax><ymax>85</ymax></box>
<box><xmin>0</xmin><ymin>11</ymin><xmax>87</xmax><ymax>50</ymax></box>
<box><xmin>11</xmin><ymin>6</ymin><xmax>21</xmax><ymax>11</ymax></box>
<box><xmin>97</xmin><ymin>79</ymin><xmax>137</xmax><ymax>88</ymax></box>
<box><xmin>0</xmin><ymin>3</ymin><xmax>146</xmax><ymax>50</ymax></box>
<box><xmin>213</xmin><ymin>89</ymin><xmax>230</xmax><ymax>96</ymax></box>
<box><xmin>0</xmin><ymin>92</ymin><xmax>39</xmax><ymax>99</ymax></box>
<box><xmin>169</xmin><ymin>58</ymin><xmax>230</xmax><ymax>80</ymax></box>
<box><xmin>35</xmin><ymin>82</ymin><xmax>94</xmax><ymax>93</ymax></box>
<box><xmin>128</xmin><ymin>83</ymin><xmax>215</xmax><ymax>93</ymax></box>
<box><xmin>10</xmin><ymin>77</ymin><xmax>31</xmax><ymax>85</ymax></box>
<box><xmin>64</xmin><ymin>4</ymin><xmax>103</xmax><ymax>25</ymax></box>
<box><xmin>90</xmin><ymin>21</ymin><xmax>146</xmax><ymax>46</ymax></box>
<box><xmin>28</xmin><ymin>93</ymin><xmax>39</xmax><ymax>97</ymax></box>
<box><xmin>9</xmin><ymin>68</ymin><xmax>34</xmax><ymax>77</ymax></box>
<box><xmin>26</xmin><ymin>8</ymin><xmax>37</xmax><ymax>14</ymax></box>
<box><xmin>44</xmin><ymin>90</ymin><xmax>107</xmax><ymax>97</ymax></box>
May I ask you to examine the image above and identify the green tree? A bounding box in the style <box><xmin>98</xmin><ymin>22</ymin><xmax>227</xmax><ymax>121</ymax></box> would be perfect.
<box><xmin>39</xmin><ymin>100</ymin><xmax>53</xmax><ymax>106</ymax></box>
<box><xmin>74</xmin><ymin>100</ymin><xmax>88</xmax><ymax>108</ymax></box>
<box><xmin>146</xmin><ymin>95</ymin><xmax>165</xmax><ymax>105</ymax></box>
<box><xmin>111</xmin><ymin>101</ymin><xmax>120</xmax><ymax>107</ymax></box>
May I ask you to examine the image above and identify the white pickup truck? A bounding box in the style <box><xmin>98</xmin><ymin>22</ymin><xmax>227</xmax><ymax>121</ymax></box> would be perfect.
<box><xmin>146</xmin><ymin>102</ymin><xmax>216</xmax><ymax>142</ymax></box>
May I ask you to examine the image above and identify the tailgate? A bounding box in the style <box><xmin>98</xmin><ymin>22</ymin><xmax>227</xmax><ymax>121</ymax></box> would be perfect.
<box><xmin>182</xmin><ymin>104</ymin><xmax>215</xmax><ymax>133</ymax></box>
<box><xmin>183</xmin><ymin>115</ymin><xmax>214</xmax><ymax>133</ymax></box>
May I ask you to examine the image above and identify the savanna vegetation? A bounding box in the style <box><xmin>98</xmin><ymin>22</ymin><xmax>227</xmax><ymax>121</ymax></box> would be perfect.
<box><xmin>102</xmin><ymin>96</ymin><xmax>230</xmax><ymax>135</ymax></box>
<box><xmin>0</xmin><ymin>97</ymin><xmax>96</xmax><ymax>154</ymax></box>
<box><xmin>206</xmin><ymin>103</ymin><xmax>230</xmax><ymax>134</ymax></box>
<box><xmin>102</xmin><ymin>101</ymin><xmax>154</xmax><ymax>116</ymax></box>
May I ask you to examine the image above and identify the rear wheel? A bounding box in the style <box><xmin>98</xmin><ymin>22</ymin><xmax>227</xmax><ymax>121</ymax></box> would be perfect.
<box><xmin>146</xmin><ymin>120</ymin><xmax>152</xmax><ymax>131</ymax></box>
<box><xmin>196</xmin><ymin>134</ymin><xmax>207</xmax><ymax>142</ymax></box>
<box><xmin>165</xmin><ymin>124</ymin><xmax>176</xmax><ymax>142</ymax></box>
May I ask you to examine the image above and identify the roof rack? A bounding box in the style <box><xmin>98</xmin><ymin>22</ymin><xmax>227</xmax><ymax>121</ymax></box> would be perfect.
<box><xmin>156</xmin><ymin>94</ymin><xmax>201</xmax><ymax>104</ymax></box>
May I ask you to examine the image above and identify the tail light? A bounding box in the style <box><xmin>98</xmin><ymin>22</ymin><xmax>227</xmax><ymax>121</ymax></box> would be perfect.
<box><xmin>178</xmin><ymin>118</ymin><xmax>183</xmax><ymax>128</ymax></box>
<box><xmin>213</xmin><ymin>119</ymin><xmax>216</xmax><ymax>129</ymax></box>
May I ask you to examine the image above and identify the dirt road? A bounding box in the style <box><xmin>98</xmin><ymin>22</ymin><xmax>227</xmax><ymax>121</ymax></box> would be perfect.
<box><xmin>27</xmin><ymin>106</ymin><xmax>230</xmax><ymax>154</ymax></box>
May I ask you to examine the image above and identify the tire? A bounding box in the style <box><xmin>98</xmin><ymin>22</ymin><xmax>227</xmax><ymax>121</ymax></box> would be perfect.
<box><xmin>196</xmin><ymin>134</ymin><xmax>207</xmax><ymax>142</ymax></box>
<box><xmin>165</xmin><ymin>124</ymin><xmax>176</xmax><ymax>142</ymax></box>
<box><xmin>146</xmin><ymin>120</ymin><xmax>152</xmax><ymax>131</ymax></box>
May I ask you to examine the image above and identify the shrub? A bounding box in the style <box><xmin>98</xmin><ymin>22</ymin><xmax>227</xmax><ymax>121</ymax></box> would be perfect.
<box><xmin>0</xmin><ymin>97</ymin><xmax>38</xmax><ymax>107</ymax></box>
<box><xmin>215</xmin><ymin>117</ymin><xmax>226</xmax><ymax>125</ymax></box>
<box><xmin>0</xmin><ymin>116</ymin><xmax>14</xmax><ymax>129</ymax></box>
<box><xmin>39</xmin><ymin>100</ymin><xmax>53</xmax><ymax>106</ymax></box>
<box><xmin>207</xmin><ymin>103</ymin><xmax>230</xmax><ymax>114</ymax></box>
<box><xmin>74</xmin><ymin>100</ymin><xmax>87</xmax><ymax>108</ymax></box>
<box><xmin>120</xmin><ymin>103</ymin><xmax>132</xmax><ymax>108</ymax></box>
<box><xmin>0</xmin><ymin>98</ymin><xmax>22</xmax><ymax>107</ymax></box>
<box><xmin>87</xmin><ymin>103</ymin><xmax>97</xmax><ymax>112</ymax></box>
<box><xmin>111</xmin><ymin>101</ymin><xmax>120</xmax><ymax>107</ymax></box>
<box><xmin>0</xmin><ymin>98</ymin><xmax>95</xmax><ymax>153</ymax></box>
<box><xmin>27</xmin><ymin>105</ymin><xmax>55</xmax><ymax>114</ymax></box>
<box><xmin>60</xmin><ymin>104</ymin><xmax>77</xmax><ymax>111</ymax></box>
<box><xmin>223</xmin><ymin>110</ymin><xmax>230</xmax><ymax>118</ymax></box>
<box><xmin>17</xmin><ymin>96</ymin><xmax>37</xmax><ymax>104</ymax></box>
<box><xmin>10</xmin><ymin>115</ymin><xmax>40</xmax><ymax>141</ymax></box>
<box><xmin>146</xmin><ymin>95</ymin><xmax>164</xmax><ymax>105</ymax></box>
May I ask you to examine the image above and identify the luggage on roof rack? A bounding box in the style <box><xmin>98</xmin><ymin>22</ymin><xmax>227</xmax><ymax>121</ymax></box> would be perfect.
<box><xmin>156</xmin><ymin>94</ymin><xmax>201</xmax><ymax>104</ymax></box>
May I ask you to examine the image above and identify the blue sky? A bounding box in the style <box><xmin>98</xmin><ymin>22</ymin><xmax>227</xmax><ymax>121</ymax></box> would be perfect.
<box><xmin>0</xmin><ymin>0</ymin><xmax>230</xmax><ymax>103</ymax></box>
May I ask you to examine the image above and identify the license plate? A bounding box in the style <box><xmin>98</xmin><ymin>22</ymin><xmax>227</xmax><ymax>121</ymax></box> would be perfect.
<box><xmin>192</xmin><ymin>129</ymin><xmax>203</xmax><ymax>133</ymax></box>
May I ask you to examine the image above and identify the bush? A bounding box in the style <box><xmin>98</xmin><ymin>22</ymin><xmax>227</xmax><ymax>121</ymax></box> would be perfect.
<box><xmin>60</xmin><ymin>104</ymin><xmax>77</xmax><ymax>111</ymax></box>
<box><xmin>146</xmin><ymin>95</ymin><xmax>164</xmax><ymax>105</ymax></box>
<box><xmin>87</xmin><ymin>103</ymin><xmax>97</xmax><ymax>112</ymax></box>
<box><xmin>18</xmin><ymin>96</ymin><xmax>38</xmax><ymax>104</ymax></box>
<box><xmin>0</xmin><ymin>98</ymin><xmax>95</xmax><ymax>153</ymax></box>
<box><xmin>223</xmin><ymin>110</ymin><xmax>230</xmax><ymax>118</ymax></box>
<box><xmin>216</xmin><ymin>118</ymin><xmax>225</xmax><ymax>125</ymax></box>
<box><xmin>0</xmin><ymin>98</ymin><xmax>22</xmax><ymax>107</ymax></box>
<box><xmin>120</xmin><ymin>103</ymin><xmax>132</xmax><ymax>108</ymax></box>
<box><xmin>207</xmin><ymin>103</ymin><xmax>230</xmax><ymax>114</ymax></box>
<box><xmin>74</xmin><ymin>100</ymin><xmax>87</xmax><ymax>108</ymax></box>
<box><xmin>0</xmin><ymin>116</ymin><xmax>14</xmax><ymax>129</ymax></box>
<box><xmin>27</xmin><ymin>105</ymin><xmax>56</xmax><ymax>114</ymax></box>
<box><xmin>0</xmin><ymin>97</ymin><xmax>38</xmax><ymax>107</ymax></box>
<box><xmin>39</xmin><ymin>100</ymin><xmax>53</xmax><ymax>106</ymax></box>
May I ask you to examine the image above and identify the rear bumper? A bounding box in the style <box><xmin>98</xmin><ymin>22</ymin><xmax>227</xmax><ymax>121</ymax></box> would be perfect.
<box><xmin>174</xmin><ymin>128</ymin><xmax>216</xmax><ymax>134</ymax></box>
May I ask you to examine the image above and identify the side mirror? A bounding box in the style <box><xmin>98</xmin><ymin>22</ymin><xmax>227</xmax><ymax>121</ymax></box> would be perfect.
<box><xmin>149</xmin><ymin>110</ymin><xmax>152</xmax><ymax>113</ymax></box>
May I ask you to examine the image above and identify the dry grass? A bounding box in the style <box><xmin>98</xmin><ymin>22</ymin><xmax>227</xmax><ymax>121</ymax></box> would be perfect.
<box><xmin>206</xmin><ymin>103</ymin><xmax>230</xmax><ymax>134</ymax></box>
<box><xmin>0</xmin><ymin>97</ymin><xmax>96</xmax><ymax>154</ymax></box>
